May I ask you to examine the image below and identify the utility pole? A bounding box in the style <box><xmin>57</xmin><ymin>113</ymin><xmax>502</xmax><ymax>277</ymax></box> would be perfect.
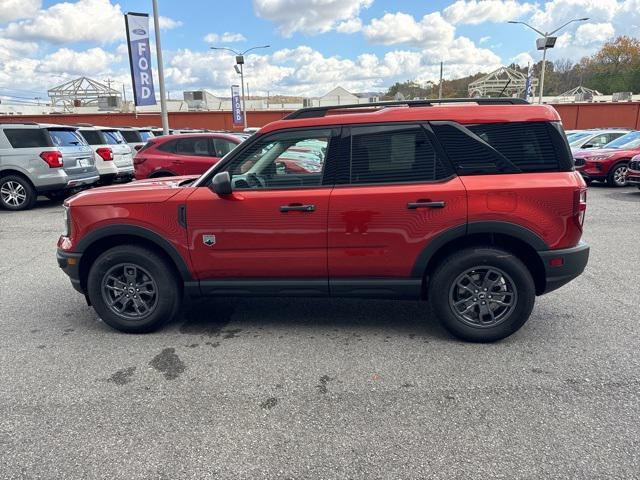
<box><xmin>152</xmin><ymin>0</ymin><xmax>170</xmax><ymax>134</ymax></box>
<box><xmin>438</xmin><ymin>62</ymin><xmax>443</xmax><ymax>99</ymax></box>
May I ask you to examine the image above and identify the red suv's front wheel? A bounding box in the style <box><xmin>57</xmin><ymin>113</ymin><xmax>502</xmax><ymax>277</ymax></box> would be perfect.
<box><xmin>87</xmin><ymin>245</ymin><xmax>181</xmax><ymax>333</ymax></box>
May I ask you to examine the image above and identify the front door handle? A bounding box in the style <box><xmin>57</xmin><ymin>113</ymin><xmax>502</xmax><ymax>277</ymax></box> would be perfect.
<box><xmin>280</xmin><ymin>204</ymin><xmax>315</xmax><ymax>213</ymax></box>
<box><xmin>407</xmin><ymin>200</ymin><xmax>446</xmax><ymax>209</ymax></box>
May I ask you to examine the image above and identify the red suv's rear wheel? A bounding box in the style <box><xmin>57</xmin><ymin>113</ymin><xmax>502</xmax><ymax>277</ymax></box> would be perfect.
<box><xmin>429</xmin><ymin>247</ymin><xmax>535</xmax><ymax>342</ymax></box>
<box><xmin>87</xmin><ymin>245</ymin><xmax>181</xmax><ymax>333</ymax></box>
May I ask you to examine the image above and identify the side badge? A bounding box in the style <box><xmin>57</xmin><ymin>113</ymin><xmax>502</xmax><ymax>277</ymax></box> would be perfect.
<box><xmin>202</xmin><ymin>234</ymin><xmax>216</xmax><ymax>247</ymax></box>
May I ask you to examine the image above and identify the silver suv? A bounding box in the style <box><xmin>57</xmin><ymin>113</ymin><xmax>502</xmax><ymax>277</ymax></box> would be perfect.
<box><xmin>0</xmin><ymin>123</ymin><xmax>99</xmax><ymax>210</ymax></box>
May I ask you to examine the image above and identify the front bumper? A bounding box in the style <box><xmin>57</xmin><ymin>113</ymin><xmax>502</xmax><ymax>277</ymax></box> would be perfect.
<box><xmin>538</xmin><ymin>241</ymin><xmax>590</xmax><ymax>294</ymax></box>
<box><xmin>57</xmin><ymin>249</ymin><xmax>84</xmax><ymax>294</ymax></box>
<box><xmin>626</xmin><ymin>172</ymin><xmax>640</xmax><ymax>186</ymax></box>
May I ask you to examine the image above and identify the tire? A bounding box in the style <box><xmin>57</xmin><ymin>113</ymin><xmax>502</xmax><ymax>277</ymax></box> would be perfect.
<box><xmin>87</xmin><ymin>245</ymin><xmax>182</xmax><ymax>333</ymax></box>
<box><xmin>428</xmin><ymin>246</ymin><xmax>535</xmax><ymax>342</ymax></box>
<box><xmin>0</xmin><ymin>175</ymin><xmax>37</xmax><ymax>211</ymax></box>
<box><xmin>607</xmin><ymin>162</ymin><xmax>628</xmax><ymax>187</ymax></box>
<box><xmin>583</xmin><ymin>178</ymin><xmax>593</xmax><ymax>186</ymax></box>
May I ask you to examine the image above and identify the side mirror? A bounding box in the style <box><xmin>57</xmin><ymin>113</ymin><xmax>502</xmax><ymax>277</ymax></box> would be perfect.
<box><xmin>210</xmin><ymin>171</ymin><xmax>232</xmax><ymax>196</ymax></box>
<box><xmin>582</xmin><ymin>143</ymin><xmax>594</xmax><ymax>149</ymax></box>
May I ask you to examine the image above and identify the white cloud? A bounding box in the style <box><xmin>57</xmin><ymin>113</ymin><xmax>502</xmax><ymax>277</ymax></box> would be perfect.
<box><xmin>479</xmin><ymin>36</ymin><xmax>491</xmax><ymax>44</ymax></box>
<box><xmin>36</xmin><ymin>47</ymin><xmax>119</xmax><ymax>75</ymax></box>
<box><xmin>0</xmin><ymin>38</ymin><xmax>38</xmax><ymax>62</ymax></box>
<box><xmin>511</xmin><ymin>51</ymin><xmax>534</xmax><ymax>67</ymax></box>
<box><xmin>363</xmin><ymin>12</ymin><xmax>455</xmax><ymax>47</ymax></box>
<box><xmin>336</xmin><ymin>17</ymin><xmax>363</xmax><ymax>33</ymax></box>
<box><xmin>158</xmin><ymin>16</ymin><xmax>183</xmax><ymax>30</ymax></box>
<box><xmin>3</xmin><ymin>0</ymin><xmax>124</xmax><ymax>44</ymax></box>
<box><xmin>253</xmin><ymin>0</ymin><xmax>373</xmax><ymax>36</ymax></box>
<box><xmin>203</xmin><ymin>32</ymin><xmax>247</xmax><ymax>43</ymax></box>
<box><xmin>444</xmin><ymin>0</ymin><xmax>535</xmax><ymax>25</ymax></box>
<box><xmin>0</xmin><ymin>0</ymin><xmax>41</xmax><ymax>23</ymax></box>
<box><xmin>574</xmin><ymin>22</ymin><xmax>615</xmax><ymax>45</ymax></box>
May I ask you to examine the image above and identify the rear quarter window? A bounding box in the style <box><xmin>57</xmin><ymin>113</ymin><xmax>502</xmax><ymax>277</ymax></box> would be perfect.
<box><xmin>3</xmin><ymin>128</ymin><xmax>49</xmax><ymax>148</ymax></box>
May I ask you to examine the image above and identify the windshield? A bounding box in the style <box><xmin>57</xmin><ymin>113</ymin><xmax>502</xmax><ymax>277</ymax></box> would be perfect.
<box><xmin>567</xmin><ymin>132</ymin><xmax>591</xmax><ymax>145</ymax></box>
<box><xmin>604</xmin><ymin>131</ymin><xmax>640</xmax><ymax>149</ymax></box>
<box><xmin>48</xmin><ymin>129</ymin><xmax>86</xmax><ymax>147</ymax></box>
<box><xmin>103</xmin><ymin>130</ymin><xmax>125</xmax><ymax>145</ymax></box>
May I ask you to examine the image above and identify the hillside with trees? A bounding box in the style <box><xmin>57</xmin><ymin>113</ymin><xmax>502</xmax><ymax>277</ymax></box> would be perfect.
<box><xmin>384</xmin><ymin>36</ymin><xmax>640</xmax><ymax>99</ymax></box>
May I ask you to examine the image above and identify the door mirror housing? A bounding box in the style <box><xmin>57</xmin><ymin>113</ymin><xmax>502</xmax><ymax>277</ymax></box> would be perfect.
<box><xmin>210</xmin><ymin>171</ymin><xmax>233</xmax><ymax>196</ymax></box>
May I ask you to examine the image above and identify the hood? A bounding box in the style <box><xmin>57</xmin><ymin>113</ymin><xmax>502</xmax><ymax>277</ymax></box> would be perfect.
<box><xmin>67</xmin><ymin>175</ymin><xmax>198</xmax><ymax>207</ymax></box>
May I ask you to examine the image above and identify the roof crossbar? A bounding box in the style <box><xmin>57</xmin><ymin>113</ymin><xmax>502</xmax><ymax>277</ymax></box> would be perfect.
<box><xmin>284</xmin><ymin>97</ymin><xmax>529</xmax><ymax>120</ymax></box>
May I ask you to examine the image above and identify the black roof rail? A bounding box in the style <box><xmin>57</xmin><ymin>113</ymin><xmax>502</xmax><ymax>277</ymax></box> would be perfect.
<box><xmin>73</xmin><ymin>123</ymin><xmax>94</xmax><ymax>127</ymax></box>
<box><xmin>284</xmin><ymin>97</ymin><xmax>530</xmax><ymax>120</ymax></box>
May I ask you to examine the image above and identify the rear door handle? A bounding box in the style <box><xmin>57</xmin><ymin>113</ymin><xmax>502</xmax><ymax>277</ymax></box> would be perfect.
<box><xmin>407</xmin><ymin>201</ymin><xmax>446</xmax><ymax>209</ymax></box>
<box><xmin>280</xmin><ymin>204</ymin><xmax>315</xmax><ymax>213</ymax></box>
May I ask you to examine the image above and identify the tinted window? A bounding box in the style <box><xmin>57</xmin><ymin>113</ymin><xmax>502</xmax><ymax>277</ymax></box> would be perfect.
<box><xmin>139</xmin><ymin>131</ymin><xmax>153</xmax><ymax>141</ymax></box>
<box><xmin>212</xmin><ymin>138</ymin><xmax>236</xmax><ymax>157</ymax></box>
<box><xmin>350</xmin><ymin>125</ymin><xmax>449</xmax><ymax>184</ymax></box>
<box><xmin>175</xmin><ymin>137</ymin><xmax>211</xmax><ymax>156</ymax></box>
<box><xmin>120</xmin><ymin>130</ymin><xmax>141</xmax><ymax>143</ymax></box>
<box><xmin>78</xmin><ymin>130</ymin><xmax>102</xmax><ymax>145</ymax></box>
<box><xmin>468</xmin><ymin>122</ymin><xmax>558</xmax><ymax>172</ymax></box>
<box><xmin>48</xmin><ymin>129</ymin><xmax>85</xmax><ymax>147</ymax></box>
<box><xmin>3</xmin><ymin>128</ymin><xmax>49</xmax><ymax>148</ymax></box>
<box><xmin>103</xmin><ymin>130</ymin><xmax>124</xmax><ymax>145</ymax></box>
<box><xmin>226</xmin><ymin>129</ymin><xmax>331</xmax><ymax>189</ymax></box>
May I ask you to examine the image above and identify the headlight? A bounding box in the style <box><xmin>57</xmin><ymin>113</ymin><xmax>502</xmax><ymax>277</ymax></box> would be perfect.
<box><xmin>62</xmin><ymin>205</ymin><xmax>70</xmax><ymax>236</ymax></box>
<box><xmin>589</xmin><ymin>154</ymin><xmax>614</xmax><ymax>161</ymax></box>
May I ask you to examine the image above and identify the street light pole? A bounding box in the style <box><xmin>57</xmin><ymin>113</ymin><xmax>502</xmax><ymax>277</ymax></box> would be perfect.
<box><xmin>152</xmin><ymin>0</ymin><xmax>170</xmax><ymax>135</ymax></box>
<box><xmin>508</xmin><ymin>18</ymin><xmax>589</xmax><ymax>104</ymax></box>
<box><xmin>210</xmin><ymin>45</ymin><xmax>270</xmax><ymax>129</ymax></box>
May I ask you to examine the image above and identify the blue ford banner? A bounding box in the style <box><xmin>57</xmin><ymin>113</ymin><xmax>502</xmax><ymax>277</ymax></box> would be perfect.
<box><xmin>125</xmin><ymin>13</ymin><xmax>156</xmax><ymax>107</ymax></box>
<box><xmin>231</xmin><ymin>85</ymin><xmax>244</xmax><ymax>126</ymax></box>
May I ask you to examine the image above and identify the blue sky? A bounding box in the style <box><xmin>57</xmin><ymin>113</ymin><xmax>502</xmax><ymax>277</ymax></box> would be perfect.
<box><xmin>0</xmin><ymin>0</ymin><xmax>633</xmax><ymax>103</ymax></box>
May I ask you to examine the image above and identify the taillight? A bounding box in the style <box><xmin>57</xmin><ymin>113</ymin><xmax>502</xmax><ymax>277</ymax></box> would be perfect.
<box><xmin>133</xmin><ymin>156</ymin><xmax>146</xmax><ymax>165</ymax></box>
<box><xmin>40</xmin><ymin>151</ymin><xmax>63</xmax><ymax>168</ymax></box>
<box><xmin>96</xmin><ymin>147</ymin><xmax>113</xmax><ymax>161</ymax></box>
<box><xmin>574</xmin><ymin>188</ymin><xmax>587</xmax><ymax>228</ymax></box>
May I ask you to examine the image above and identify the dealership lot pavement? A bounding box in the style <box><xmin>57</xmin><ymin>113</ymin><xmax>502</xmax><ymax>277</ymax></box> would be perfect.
<box><xmin>0</xmin><ymin>185</ymin><xmax>639</xmax><ymax>479</ymax></box>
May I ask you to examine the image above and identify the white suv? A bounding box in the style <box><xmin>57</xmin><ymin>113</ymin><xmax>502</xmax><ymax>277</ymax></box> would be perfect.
<box><xmin>76</xmin><ymin>126</ymin><xmax>134</xmax><ymax>184</ymax></box>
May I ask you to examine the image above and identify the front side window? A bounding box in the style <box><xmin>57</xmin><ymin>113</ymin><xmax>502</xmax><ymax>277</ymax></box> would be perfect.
<box><xmin>212</xmin><ymin>138</ymin><xmax>237</xmax><ymax>157</ymax></box>
<box><xmin>604</xmin><ymin>131</ymin><xmax>640</xmax><ymax>149</ymax></box>
<box><xmin>103</xmin><ymin>130</ymin><xmax>125</xmax><ymax>145</ymax></box>
<box><xmin>224</xmin><ymin>129</ymin><xmax>332</xmax><ymax>190</ymax></box>
<box><xmin>78</xmin><ymin>130</ymin><xmax>102</xmax><ymax>145</ymax></box>
<box><xmin>120</xmin><ymin>130</ymin><xmax>142</xmax><ymax>143</ymax></box>
<box><xmin>139</xmin><ymin>131</ymin><xmax>154</xmax><ymax>141</ymax></box>
<box><xmin>350</xmin><ymin>124</ymin><xmax>450</xmax><ymax>184</ymax></box>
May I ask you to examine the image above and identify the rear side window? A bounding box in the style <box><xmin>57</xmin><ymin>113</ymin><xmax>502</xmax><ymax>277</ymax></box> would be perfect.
<box><xmin>350</xmin><ymin>124</ymin><xmax>450</xmax><ymax>184</ymax></box>
<box><xmin>103</xmin><ymin>130</ymin><xmax>124</xmax><ymax>145</ymax></box>
<box><xmin>3</xmin><ymin>128</ymin><xmax>49</xmax><ymax>148</ymax></box>
<box><xmin>468</xmin><ymin>122</ymin><xmax>559</xmax><ymax>172</ymax></box>
<box><xmin>48</xmin><ymin>129</ymin><xmax>85</xmax><ymax>147</ymax></box>
<box><xmin>175</xmin><ymin>137</ymin><xmax>211</xmax><ymax>156</ymax></box>
<box><xmin>78</xmin><ymin>130</ymin><xmax>102</xmax><ymax>145</ymax></box>
<box><xmin>120</xmin><ymin>130</ymin><xmax>141</xmax><ymax>143</ymax></box>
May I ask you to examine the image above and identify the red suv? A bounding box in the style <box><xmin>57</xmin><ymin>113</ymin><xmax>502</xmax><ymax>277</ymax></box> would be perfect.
<box><xmin>572</xmin><ymin>130</ymin><xmax>640</xmax><ymax>186</ymax></box>
<box><xmin>57</xmin><ymin>99</ymin><xmax>589</xmax><ymax>342</ymax></box>
<box><xmin>627</xmin><ymin>155</ymin><xmax>640</xmax><ymax>189</ymax></box>
<box><xmin>133</xmin><ymin>133</ymin><xmax>243</xmax><ymax>179</ymax></box>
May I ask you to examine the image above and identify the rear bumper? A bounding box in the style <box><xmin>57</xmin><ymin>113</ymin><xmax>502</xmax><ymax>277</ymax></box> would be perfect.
<box><xmin>538</xmin><ymin>241</ymin><xmax>590</xmax><ymax>294</ymax></box>
<box><xmin>57</xmin><ymin>249</ymin><xmax>84</xmax><ymax>294</ymax></box>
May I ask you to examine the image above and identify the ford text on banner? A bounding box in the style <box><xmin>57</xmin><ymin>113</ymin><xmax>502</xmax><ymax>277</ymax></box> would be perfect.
<box><xmin>125</xmin><ymin>13</ymin><xmax>156</xmax><ymax>107</ymax></box>
<box><xmin>231</xmin><ymin>85</ymin><xmax>244</xmax><ymax>126</ymax></box>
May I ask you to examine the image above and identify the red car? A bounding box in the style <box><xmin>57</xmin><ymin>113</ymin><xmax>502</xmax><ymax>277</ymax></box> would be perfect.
<box><xmin>57</xmin><ymin>98</ymin><xmax>589</xmax><ymax>342</ymax></box>
<box><xmin>133</xmin><ymin>133</ymin><xmax>243</xmax><ymax>179</ymax></box>
<box><xmin>572</xmin><ymin>130</ymin><xmax>640</xmax><ymax>186</ymax></box>
<box><xmin>626</xmin><ymin>156</ymin><xmax>640</xmax><ymax>189</ymax></box>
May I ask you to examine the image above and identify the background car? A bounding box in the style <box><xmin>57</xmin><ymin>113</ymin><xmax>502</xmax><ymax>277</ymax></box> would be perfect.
<box><xmin>0</xmin><ymin>122</ymin><xmax>98</xmax><ymax>210</ymax></box>
<box><xmin>133</xmin><ymin>132</ymin><xmax>243</xmax><ymax>179</ymax></box>
<box><xmin>573</xmin><ymin>130</ymin><xmax>640</xmax><ymax>186</ymax></box>
<box><xmin>626</xmin><ymin>155</ymin><xmax>640</xmax><ymax>189</ymax></box>
<box><xmin>567</xmin><ymin>128</ymin><xmax>631</xmax><ymax>151</ymax></box>
<box><xmin>116</xmin><ymin>127</ymin><xmax>155</xmax><ymax>152</ymax></box>
<box><xmin>76</xmin><ymin>125</ymin><xmax>134</xmax><ymax>184</ymax></box>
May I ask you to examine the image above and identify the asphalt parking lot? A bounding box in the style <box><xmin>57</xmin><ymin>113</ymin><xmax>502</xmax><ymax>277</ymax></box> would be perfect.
<box><xmin>0</xmin><ymin>185</ymin><xmax>639</xmax><ymax>479</ymax></box>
